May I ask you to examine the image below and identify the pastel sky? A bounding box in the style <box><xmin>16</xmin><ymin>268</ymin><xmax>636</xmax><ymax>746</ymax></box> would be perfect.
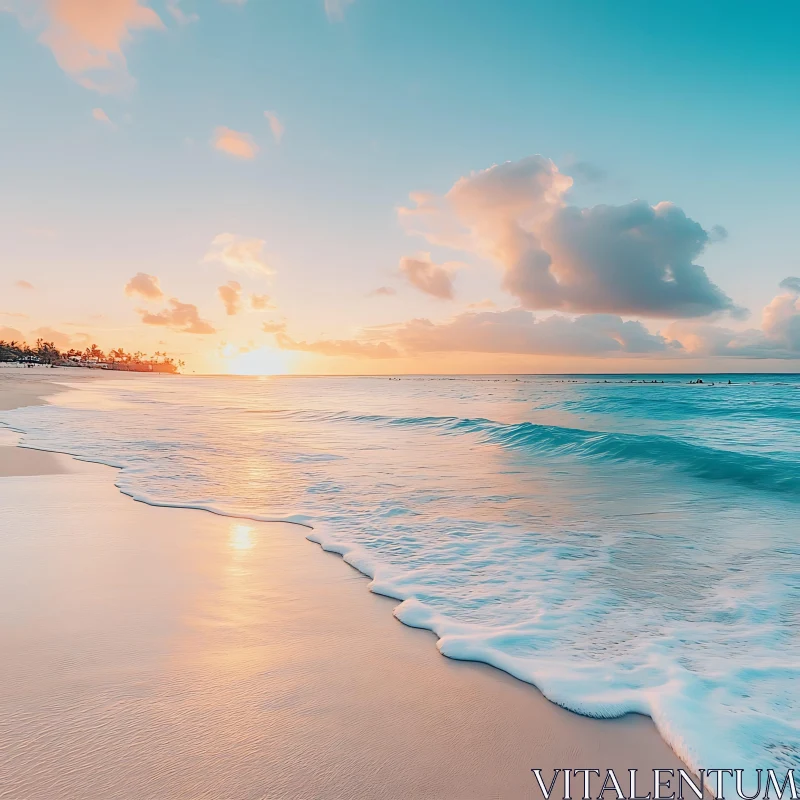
<box><xmin>1</xmin><ymin>0</ymin><xmax>799</xmax><ymax>374</ymax></box>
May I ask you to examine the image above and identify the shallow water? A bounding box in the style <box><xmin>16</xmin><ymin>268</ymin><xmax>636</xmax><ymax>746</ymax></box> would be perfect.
<box><xmin>3</xmin><ymin>373</ymin><xmax>798</xmax><ymax>771</ymax></box>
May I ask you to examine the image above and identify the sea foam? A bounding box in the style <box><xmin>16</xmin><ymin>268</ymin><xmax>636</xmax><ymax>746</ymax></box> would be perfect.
<box><xmin>2</xmin><ymin>374</ymin><xmax>798</xmax><ymax>772</ymax></box>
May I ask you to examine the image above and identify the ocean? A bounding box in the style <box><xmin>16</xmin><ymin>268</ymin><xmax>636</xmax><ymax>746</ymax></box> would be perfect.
<box><xmin>3</xmin><ymin>373</ymin><xmax>798</xmax><ymax>772</ymax></box>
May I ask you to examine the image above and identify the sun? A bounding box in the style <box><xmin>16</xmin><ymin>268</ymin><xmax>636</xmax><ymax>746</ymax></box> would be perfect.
<box><xmin>225</xmin><ymin>346</ymin><xmax>293</xmax><ymax>376</ymax></box>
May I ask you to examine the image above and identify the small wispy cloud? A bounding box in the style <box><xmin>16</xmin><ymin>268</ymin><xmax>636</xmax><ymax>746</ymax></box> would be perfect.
<box><xmin>205</xmin><ymin>233</ymin><xmax>273</xmax><ymax>276</ymax></box>
<box><xmin>92</xmin><ymin>108</ymin><xmax>114</xmax><ymax>127</ymax></box>
<box><xmin>264</xmin><ymin>111</ymin><xmax>285</xmax><ymax>144</ymax></box>
<box><xmin>276</xmin><ymin>332</ymin><xmax>398</xmax><ymax>358</ymax></box>
<box><xmin>167</xmin><ymin>0</ymin><xmax>199</xmax><ymax>24</ymax></box>
<box><xmin>250</xmin><ymin>293</ymin><xmax>272</xmax><ymax>310</ymax></box>
<box><xmin>15</xmin><ymin>280</ymin><xmax>34</xmax><ymax>290</ymax></box>
<box><xmin>324</xmin><ymin>0</ymin><xmax>355</xmax><ymax>22</ymax></box>
<box><xmin>368</xmin><ymin>286</ymin><xmax>396</xmax><ymax>297</ymax></box>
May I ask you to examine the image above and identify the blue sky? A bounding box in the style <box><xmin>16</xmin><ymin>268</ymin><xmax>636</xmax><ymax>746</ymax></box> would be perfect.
<box><xmin>1</xmin><ymin>0</ymin><xmax>799</xmax><ymax>372</ymax></box>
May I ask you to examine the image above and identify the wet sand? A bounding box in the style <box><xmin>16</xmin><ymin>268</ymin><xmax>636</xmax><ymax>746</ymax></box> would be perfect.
<box><xmin>0</xmin><ymin>370</ymin><xmax>691</xmax><ymax>799</ymax></box>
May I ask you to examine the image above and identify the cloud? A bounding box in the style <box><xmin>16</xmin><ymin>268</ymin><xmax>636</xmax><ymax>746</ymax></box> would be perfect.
<box><xmin>276</xmin><ymin>332</ymin><xmax>398</xmax><ymax>359</ymax></box>
<box><xmin>30</xmin><ymin>326</ymin><xmax>91</xmax><ymax>350</ymax></box>
<box><xmin>664</xmin><ymin>280</ymin><xmax>800</xmax><ymax>359</ymax></box>
<box><xmin>218</xmin><ymin>281</ymin><xmax>242</xmax><ymax>315</ymax></box>
<box><xmin>205</xmin><ymin>233</ymin><xmax>272</xmax><ymax>276</ymax></box>
<box><xmin>264</xmin><ymin>111</ymin><xmax>284</xmax><ymax>144</ymax></box>
<box><xmin>761</xmin><ymin>283</ymin><xmax>800</xmax><ymax>351</ymax></box>
<box><xmin>6</xmin><ymin>0</ymin><xmax>164</xmax><ymax>92</ymax></box>
<box><xmin>15</xmin><ymin>280</ymin><xmax>34</xmax><ymax>289</ymax></box>
<box><xmin>250</xmin><ymin>293</ymin><xmax>272</xmax><ymax>310</ymax></box>
<box><xmin>399</xmin><ymin>155</ymin><xmax>739</xmax><ymax>319</ymax></box>
<box><xmin>0</xmin><ymin>326</ymin><xmax>25</xmax><ymax>342</ymax></box>
<box><xmin>709</xmin><ymin>225</ymin><xmax>728</xmax><ymax>243</ymax></box>
<box><xmin>262</xmin><ymin>320</ymin><xmax>287</xmax><ymax>334</ymax></box>
<box><xmin>570</xmin><ymin>161</ymin><xmax>607</xmax><ymax>185</ymax></box>
<box><xmin>368</xmin><ymin>286</ymin><xmax>396</xmax><ymax>297</ymax></box>
<box><xmin>0</xmin><ymin>311</ymin><xmax>28</xmax><ymax>319</ymax></box>
<box><xmin>272</xmin><ymin>308</ymin><xmax>670</xmax><ymax>360</ymax></box>
<box><xmin>92</xmin><ymin>107</ymin><xmax>114</xmax><ymax>126</ymax></box>
<box><xmin>392</xmin><ymin>308</ymin><xmax>672</xmax><ymax>356</ymax></box>
<box><xmin>324</xmin><ymin>0</ymin><xmax>354</xmax><ymax>22</ymax></box>
<box><xmin>124</xmin><ymin>272</ymin><xmax>163</xmax><ymax>299</ymax></box>
<box><xmin>779</xmin><ymin>276</ymin><xmax>800</xmax><ymax>294</ymax></box>
<box><xmin>139</xmin><ymin>298</ymin><xmax>216</xmax><ymax>334</ymax></box>
<box><xmin>166</xmin><ymin>0</ymin><xmax>197</xmax><ymax>24</ymax></box>
<box><xmin>212</xmin><ymin>127</ymin><xmax>258</xmax><ymax>159</ymax></box>
<box><xmin>399</xmin><ymin>254</ymin><xmax>458</xmax><ymax>299</ymax></box>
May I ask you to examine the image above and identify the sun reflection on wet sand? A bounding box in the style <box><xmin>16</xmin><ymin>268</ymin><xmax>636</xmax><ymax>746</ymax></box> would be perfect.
<box><xmin>229</xmin><ymin>523</ymin><xmax>255</xmax><ymax>552</ymax></box>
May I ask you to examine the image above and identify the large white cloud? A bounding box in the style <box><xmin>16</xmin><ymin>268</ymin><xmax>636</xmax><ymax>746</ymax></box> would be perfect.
<box><xmin>400</xmin><ymin>155</ymin><xmax>740</xmax><ymax>319</ymax></box>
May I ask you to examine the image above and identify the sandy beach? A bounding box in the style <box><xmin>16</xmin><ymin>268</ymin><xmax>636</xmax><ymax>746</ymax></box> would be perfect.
<box><xmin>0</xmin><ymin>369</ymin><xmax>691</xmax><ymax>800</ymax></box>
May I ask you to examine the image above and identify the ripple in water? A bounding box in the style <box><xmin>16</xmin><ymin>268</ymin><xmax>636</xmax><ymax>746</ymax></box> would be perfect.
<box><xmin>3</xmin><ymin>373</ymin><xmax>798</xmax><ymax>771</ymax></box>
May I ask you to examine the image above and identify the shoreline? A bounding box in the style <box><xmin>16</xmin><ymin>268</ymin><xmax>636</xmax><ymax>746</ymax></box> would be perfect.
<box><xmin>0</xmin><ymin>370</ymin><xmax>693</xmax><ymax>799</ymax></box>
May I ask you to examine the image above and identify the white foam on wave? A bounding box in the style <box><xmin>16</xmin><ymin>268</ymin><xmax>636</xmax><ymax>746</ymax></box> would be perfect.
<box><xmin>2</xmin><ymin>375</ymin><xmax>799</xmax><ymax>774</ymax></box>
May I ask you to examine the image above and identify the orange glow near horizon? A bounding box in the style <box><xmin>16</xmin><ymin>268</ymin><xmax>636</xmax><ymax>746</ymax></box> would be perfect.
<box><xmin>224</xmin><ymin>346</ymin><xmax>294</xmax><ymax>376</ymax></box>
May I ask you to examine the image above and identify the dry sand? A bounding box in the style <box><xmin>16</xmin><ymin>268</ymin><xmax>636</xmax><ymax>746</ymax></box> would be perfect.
<box><xmin>0</xmin><ymin>370</ymin><xmax>691</xmax><ymax>800</ymax></box>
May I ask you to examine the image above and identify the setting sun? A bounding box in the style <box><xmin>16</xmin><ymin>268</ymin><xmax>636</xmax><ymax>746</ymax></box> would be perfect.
<box><xmin>225</xmin><ymin>346</ymin><xmax>293</xmax><ymax>376</ymax></box>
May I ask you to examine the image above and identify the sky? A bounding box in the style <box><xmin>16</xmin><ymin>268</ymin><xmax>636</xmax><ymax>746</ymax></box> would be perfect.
<box><xmin>1</xmin><ymin>0</ymin><xmax>799</xmax><ymax>374</ymax></box>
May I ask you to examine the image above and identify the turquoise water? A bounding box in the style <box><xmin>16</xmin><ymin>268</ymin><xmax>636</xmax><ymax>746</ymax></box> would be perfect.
<box><xmin>3</xmin><ymin>373</ymin><xmax>798</xmax><ymax>770</ymax></box>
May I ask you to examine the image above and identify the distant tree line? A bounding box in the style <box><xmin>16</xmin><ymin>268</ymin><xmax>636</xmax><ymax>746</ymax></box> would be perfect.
<box><xmin>0</xmin><ymin>339</ymin><xmax>184</xmax><ymax>373</ymax></box>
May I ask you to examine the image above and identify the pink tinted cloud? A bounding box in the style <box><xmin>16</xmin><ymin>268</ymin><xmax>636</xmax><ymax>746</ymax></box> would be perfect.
<box><xmin>400</xmin><ymin>155</ymin><xmax>739</xmax><ymax>319</ymax></box>
<box><xmin>0</xmin><ymin>326</ymin><xmax>25</xmax><ymax>342</ymax></box>
<box><xmin>212</xmin><ymin>127</ymin><xmax>259</xmax><ymax>159</ymax></box>
<box><xmin>276</xmin><ymin>332</ymin><xmax>398</xmax><ymax>358</ymax></box>
<box><xmin>218</xmin><ymin>281</ymin><xmax>242</xmax><ymax>315</ymax></box>
<box><xmin>31</xmin><ymin>326</ymin><xmax>91</xmax><ymax>351</ymax></box>
<box><xmin>9</xmin><ymin>0</ymin><xmax>165</xmax><ymax>92</ymax></box>
<box><xmin>663</xmin><ymin>278</ymin><xmax>800</xmax><ymax>359</ymax></box>
<box><xmin>139</xmin><ymin>298</ymin><xmax>216</xmax><ymax>334</ymax></box>
<box><xmin>92</xmin><ymin>107</ymin><xmax>114</xmax><ymax>126</ymax></box>
<box><xmin>124</xmin><ymin>272</ymin><xmax>163</xmax><ymax>299</ymax></box>
<box><xmin>399</xmin><ymin>254</ymin><xmax>458</xmax><ymax>299</ymax></box>
<box><xmin>250</xmin><ymin>293</ymin><xmax>272</xmax><ymax>310</ymax></box>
